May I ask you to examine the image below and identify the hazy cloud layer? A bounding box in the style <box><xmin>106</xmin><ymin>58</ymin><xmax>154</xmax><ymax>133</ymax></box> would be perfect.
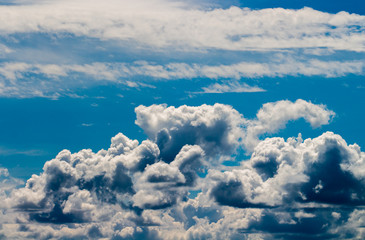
<box><xmin>0</xmin><ymin>0</ymin><xmax>364</xmax><ymax>98</ymax></box>
<box><xmin>0</xmin><ymin>1</ymin><xmax>364</xmax><ymax>51</ymax></box>
<box><xmin>0</xmin><ymin>59</ymin><xmax>364</xmax><ymax>98</ymax></box>
<box><xmin>1</xmin><ymin>100</ymin><xmax>363</xmax><ymax>239</ymax></box>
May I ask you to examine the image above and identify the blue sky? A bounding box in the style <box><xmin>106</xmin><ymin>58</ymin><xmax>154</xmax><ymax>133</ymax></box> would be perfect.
<box><xmin>0</xmin><ymin>0</ymin><xmax>365</xmax><ymax>239</ymax></box>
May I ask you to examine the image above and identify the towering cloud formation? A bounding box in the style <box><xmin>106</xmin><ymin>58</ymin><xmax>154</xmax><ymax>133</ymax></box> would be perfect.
<box><xmin>135</xmin><ymin>103</ymin><xmax>244</xmax><ymax>161</ymax></box>
<box><xmin>0</xmin><ymin>100</ymin><xmax>363</xmax><ymax>239</ymax></box>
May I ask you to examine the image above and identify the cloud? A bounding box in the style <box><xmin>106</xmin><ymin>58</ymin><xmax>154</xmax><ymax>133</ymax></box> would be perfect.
<box><xmin>0</xmin><ymin>59</ymin><xmax>363</xmax><ymax>98</ymax></box>
<box><xmin>135</xmin><ymin>103</ymin><xmax>244</xmax><ymax>161</ymax></box>
<box><xmin>206</xmin><ymin>131</ymin><xmax>365</xmax><ymax>239</ymax></box>
<box><xmin>0</xmin><ymin>2</ymin><xmax>364</xmax><ymax>52</ymax></box>
<box><xmin>0</xmin><ymin>146</ymin><xmax>45</xmax><ymax>156</ymax></box>
<box><xmin>0</xmin><ymin>43</ymin><xmax>12</xmax><ymax>57</ymax></box>
<box><xmin>210</xmin><ymin>131</ymin><xmax>365</xmax><ymax>207</ymax></box>
<box><xmin>133</xmin><ymin>145</ymin><xmax>204</xmax><ymax>209</ymax></box>
<box><xmin>135</xmin><ymin>100</ymin><xmax>334</xmax><ymax>155</ymax></box>
<box><xmin>0</xmin><ymin>167</ymin><xmax>24</xmax><ymax>210</ymax></box>
<box><xmin>0</xmin><ymin>101</ymin><xmax>363</xmax><ymax>239</ymax></box>
<box><xmin>199</xmin><ymin>81</ymin><xmax>266</xmax><ymax>94</ymax></box>
<box><xmin>0</xmin><ymin>1</ymin><xmax>364</xmax><ymax>101</ymax></box>
<box><xmin>243</xmin><ymin>99</ymin><xmax>335</xmax><ymax>151</ymax></box>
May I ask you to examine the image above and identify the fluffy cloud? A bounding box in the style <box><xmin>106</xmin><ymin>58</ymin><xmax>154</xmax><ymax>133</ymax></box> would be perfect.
<box><xmin>244</xmin><ymin>99</ymin><xmax>335</xmax><ymax>151</ymax></box>
<box><xmin>206</xmin><ymin>131</ymin><xmax>365</xmax><ymax>239</ymax></box>
<box><xmin>0</xmin><ymin>167</ymin><xmax>24</xmax><ymax>208</ymax></box>
<box><xmin>135</xmin><ymin>100</ymin><xmax>334</xmax><ymax>156</ymax></box>
<box><xmin>0</xmin><ymin>101</ymin><xmax>363</xmax><ymax>239</ymax></box>
<box><xmin>210</xmin><ymin>132</ymin><xmax>365</xmax><ymax>207</ymax></box>
<box><xmin>133</xmin><ymin>145</ymin><xmax>204</xmax><ymax>209</ymax></box>
<box><xmin>135</xmin><ymin>103</ymin><xmax>244</xmax><ymax>160</ymax></box>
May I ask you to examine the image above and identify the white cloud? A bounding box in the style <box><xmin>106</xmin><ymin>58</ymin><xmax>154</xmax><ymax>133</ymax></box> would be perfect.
<box><xmin>211</xmin><ymin>131</ymin><xmax>365</xmax><ymax>207</ymax></box>
<box><xmin>0</xmin><ymin>0</ymin><xmax>363</xmax><ymax>101</ymax></box>
<box><xmin>0</xmin><ymin>1</ymin><xmax>364</xmax><ymax>52</ymax></box>
<box><xmin>0</xmin><ymin>101</ymin><xmax>363</xmax><ymax>239</ymax></box>
<box><xmin>134</xmin><ymin>100</ymin><xmax>334</xmax><ymax>154</ymax></box>
<box><xmin>0</xmin><ymin>59</ymin><xmax>363</xmax><ymax>98</ymax></box>
<box><xmin>0</xmin><ymin>168</ymin><xmax>9</xmax><ymax>177</ymax></box>
<box><xmin>199</xmin><ymin>81</ymin><xmax>266</xmax><ymax>93</ymax></box>
<box><xmin>244</xmin><ymin>99</ymin><xmax>335</xmax><ymax>151</ymax></box>
<box><xmin>0</xmin><ymin>43</ymin><xmax>12</xmax><ymax>56</ymax></box>
<box><xmin>0</xmin><ymin>168</ymin><xmax>24</xmax><ymax>208</ymax></box>
<box><xmin>0</xmin><ymin>146</ymin><xmax>45</xmax><ymax>156</ymax></box>
<box><xmin>135</xmin><ymin>103</ymin><xmax>245</xmax><ymax>159</ymax></box>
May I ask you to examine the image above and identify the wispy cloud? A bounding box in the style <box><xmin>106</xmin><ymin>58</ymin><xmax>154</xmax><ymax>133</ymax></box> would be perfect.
<box><xmin>0</xmin><ymin>59</ymin><xmax>363</xmax><ymax>98</ymax></box>
<box><xmin>199</xmin><ymin>82</ymin><xmax>266</xmax><ymax>93</ymax></box>
<box><xmin>0</xmin><ymin>147</ymin><xmax>45</xmax><ymax>156</ymax></box>
<box><xmin>0</xmin><ymin>1</ymin><xmax>363</xmax><ymax>99</ymax></box>
<box><xmin>1</xmin><ymin>59</ymin><xmax>363</xmax><ymax>81</ymax></box>
<box><xmin>0</xmin><ymin>1</ymin><xmax>364</xmax><ymax>51</ymax></box>
<box><xmin>0</xmin><ymin>43</ymin><xmax>12</xmax><ymax>56</ymax></box>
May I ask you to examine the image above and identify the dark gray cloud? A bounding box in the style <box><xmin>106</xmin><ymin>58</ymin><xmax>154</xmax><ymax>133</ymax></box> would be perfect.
<box><xmin>0</xmin><ymin>101</ymin><xmax>364</xmax><ymax>239</ymax></box>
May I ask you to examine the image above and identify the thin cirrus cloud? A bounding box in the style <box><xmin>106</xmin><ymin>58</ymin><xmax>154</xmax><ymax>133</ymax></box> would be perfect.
<box><xmin>0</xmin><ymin>100</ymin><xmax>364</xmax><ymax>239</ymax></box>
<box><xmin>199</xmin><ymin>81</ymin><xmax>266</xmax><ymax>94</ymax></box>
<box><xmin>0</xmin><ymin>59</ymin><xmax>364</xmax><ymax>98</ymax></box>
<box><xmin>0</xmin><ymin>146</ymin><xmax>45</xmax><ymax>156</ymax></box>
<box><xmin>0</xmin><ymin>0</ymin><xmax>364</xmax><ymax>51</ymax></box>
<box><xmin>1</xmin><ymin>60</ymin><xmax>364</xmax><ymax>81</ymax></box>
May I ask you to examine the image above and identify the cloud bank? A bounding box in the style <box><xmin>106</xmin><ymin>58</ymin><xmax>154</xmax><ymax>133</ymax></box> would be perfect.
<box><xmin>0</xmin><ymin>0</ymin><xmax>364</xmax><ymax>98</ymax></box>
<box><xmin>1</xmin><ymin>100</ymin><xmax>363</xmax><ymax>239</ymax></box>
<box><xmin>0</xmin><ymin>1</ymin><xmax>364</xmax><ymax>51</ymax></box>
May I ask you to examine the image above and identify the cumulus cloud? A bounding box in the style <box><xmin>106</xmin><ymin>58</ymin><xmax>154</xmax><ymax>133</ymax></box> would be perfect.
<box><xmin>135</xmin><ymin>103</ymin><xmax>244</xmax><ymax>161</ymax></box>
<box><xmin>210</xmin><ymin>132</ymin><xmax>365</xmax><ymax>207</ymax></box>
<box><xmin>244</xmin><ymin>99</ymin><xmax>335</xmax><ymax>151</ymax></box>
<box><xmin>135</xmin><ymin>100</ymin><xmax>334</xmax><ymax>155</ymax></box>
<box><xmin>0</xmin><ymin>1</ymin><xmax>364</xmax><ymax>51</ymax></box>
<box><xmin>0</xmin><ymin>168</ymin><xmax>24</xmax><ymax>208</ymax></box>
<box><xmin>206</xmin><ymin>131</ymin><xmax>365</xmax><ymax>239</ymax></box>
<box><xmin>133</xmin><ymin>145</ymin><xmax>205</xmax><ymax>209</ymax></box>
<box><xmin>0</xmin><ymin>101</ymin><xmax>363</xmax><ymax>239</ymax></box>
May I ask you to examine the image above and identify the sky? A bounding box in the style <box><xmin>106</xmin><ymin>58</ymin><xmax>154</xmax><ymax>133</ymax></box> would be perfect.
<box><xmin>0</xmin><ymin>0</ymin><xmax>365</xmax><ymax>239</ymax></box>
